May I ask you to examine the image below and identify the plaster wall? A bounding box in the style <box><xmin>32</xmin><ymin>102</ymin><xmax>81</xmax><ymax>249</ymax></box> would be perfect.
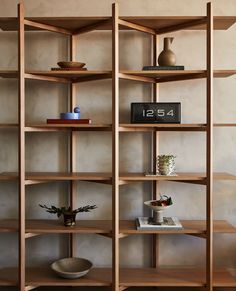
<box><xmin>0</xmin><ymin>0</ymin><xmax>236</xmax><ymax>290</ymax></box>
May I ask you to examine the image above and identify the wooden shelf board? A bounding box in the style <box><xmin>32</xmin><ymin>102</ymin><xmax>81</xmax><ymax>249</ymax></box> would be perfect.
<box><xmin>1</xmin><ymin>267</ymin><xmax>235</xmax><ymax>287</ymax></box>
<box><xmin>120</xmin><ymin>70</ymin><xmax>236</xmax><ymax>82</ymax></box>
<box><xmin>0</xmin><ymin>70</ymin><xmax>235</xmax><ymax>83</ymax></box>
<box><xmin>120</xmin><ymin>123</ymin><xmax>207</xmax><ymax>132</ymax></box>
<box><xmin>25</xmin><ymin>172</ymin><xmax>112</xmax><ymax>182</ymax></box>
<box><xmin>120</xmin><ymin>16</ymin><xmax>236</xmax><ymax>31</ymax></box>
<box><xmin>0</xmin><ymin>70</ymin><xmax>18</xmax><ymax>78</ymax></box>
<box><xmin>0</xmin><ymin>219</ymin><xmax>18</xmax><ymax>232</ymax></box>
<box><xmin>119</xmin><ymin>267</ymin><xmax>236</xmax><ymax>287</ymax></box>
<box><xmin>0</xmin><ymin>268</ymin><xmax>17</xmax><ymax>286</ymax></box>
<box><xmin>25</xmin><ymin>220</ymin><xmax>112</xmax><ymax>234</ymax></box>
<box><xmin>0</xmin><ymin>267</ymin><xmax>111</xmax><ymax>286</ymax></box>
<box><xmin>26</xmin><ymin>70</ymin><xmax>111</xmax><ymax>79</ymax></box>
<box><xmin>0</xmin><ymin>219</ymin><xmax>235</xmax><ymax>235</ymax></box>
<box><xmin>25</xmin><ymin>124</ymin><xmax>112</xmax><ymax>132</ymax></box>
<box><xmin>1</xmin><ymin>172</ymin><xmax>235</xmax><ymax>182</ymax></box>
<box><xmin>0</xmin><ymin>172</ymin><xmax>18</xmax><ymax>181</ymax></box>
<box><xmin>0</xmin><ymin>16</ymin><xmax>235</xmax><ymax>32</ymax></box>
<box><xmin>119</xmin><ymin>172</ymin><xmax>236</xmax><ymax>182</ymax></box>
<box><xmin>120</xmin><ymin>220</ymin><xmax>236</xmax><ymax>234</ymax></box>
<box><xmin>1</xmin><ymin>123</ymin><xmax>236</xmax><ymax>131</ymax></box>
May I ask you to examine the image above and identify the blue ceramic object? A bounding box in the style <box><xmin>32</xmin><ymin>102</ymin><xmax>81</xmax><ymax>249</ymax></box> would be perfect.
<box><xmin>60</xmin><ymin>112</ymin><xmax>80</xmax><ymax>120</ymax></box>
<box><xmin>74</xmin><ymin>107</ymin><xmax>80</xmax><ymax>114</ymax></box>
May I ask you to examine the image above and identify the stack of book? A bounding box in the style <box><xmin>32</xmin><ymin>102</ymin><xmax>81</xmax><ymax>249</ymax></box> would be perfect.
<box><xmin>136</xmin><ymin>217</ymin><xmax>183</xmax><ymax>230</ymax></box>
<box><xmin>47</xmin><ymin>119</ymin><xmax>91</xmax><ymax>124</ymax></box>
<box><xmin>143</xmin><ymin>65</ymin><xmax>184</xmax><ymax>70</ymax></box>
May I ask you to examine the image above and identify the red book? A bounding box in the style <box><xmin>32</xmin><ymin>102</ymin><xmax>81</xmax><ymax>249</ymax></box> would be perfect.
<box><xmin>47</xmin><ymin>119</ymin><xmax>91</xmax><ymax>124</ymax></box>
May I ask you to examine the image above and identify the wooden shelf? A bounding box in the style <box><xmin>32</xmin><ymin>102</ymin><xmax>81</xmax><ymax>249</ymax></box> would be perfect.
<box><xmin>120</xmin><ymin>220</ymin><xmax>236</xmax><ymax>235</ymax></box>
<box><xmin>0</xmin><ymin>16</ymin><xmax>236</xmax><ymax>32</ymax></box>
<box><xmin>1</xmin><ymin>70</ymin><xmax>235</xmax><ymax>84</ymax></box>
<box><xmin>1</xmin><ymin>123</ymin><xmax>236</xmax><ymax>132</ymax></box>
<box><xmin>120</xmin><ymin>123</ymin><xmax>207</xmax><ymax>132</ymax></box>
<box><xmin>25</xmin><ymin>220</ymin><xmax>112</xmax><ymax>235</ymax></box>
<box><xmin>0</xmin><ymin>70</ymin><xmax>18</xmax><ymax>78</ymax></box>
<box><xmin>25</xmin><ymin>124</ymin><xmax>112</xmax><ymax>132</ymax></box>
<box><xmin>0</xmin><ymin>219</ymin><xmax>18</xmax><ymax>232</ymax></box>
<box><xmin>119</xmin><ymin>172</ymin><xmax>236</xmax><ymax>183</ymax></box>
<box><xmin>1</xmin><ymin>172</ymin><xmax>236</xmax><ymax>183</ymax></box>
<box><xmin>119</xmin><ymin>268</ymin><xmax>236</xmax><ymax>287</ymax></box>
<box><xmin>0</xmin><ymin>219</ymin><xmax>235</xmax><ymax>235</ymax></box>
<box><xmin>1</xmin><ymin>267</ymin><xmax>236</xmax><ymax>287</ymax></box>
<box><xmin>25</xmin><ymin>70</ymin><xmax>112</xmax><ymax>83</ymax></box>
<box><xmin>0</xmin><ymin>70</ymin><xmax>112</xmax><ymax>83</ymax></box>
<box><xmin>0</xmin><ymin>267</ymin><xmax>111</xmax><ymax>286</ymax></box>
<box><xmin>120</xmin><ymin>70</ymin><xmax>236</xmax><ymax>83</ymax></box>
<box><xmin>0</xmin><ymin>268</ymin><xmax>17</xmax><ymax>286</ymax></box>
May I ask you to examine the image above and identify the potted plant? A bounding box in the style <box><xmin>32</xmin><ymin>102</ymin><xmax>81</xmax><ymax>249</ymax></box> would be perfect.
<box><xmin>39</xmin><ymin>204</ymin><xmax>97</xmax><ymax>227</ymax></box>
<box><xmin>157</xmin><ymin>154</ymin><xmax>176</xmax><ymax>175</ymax></box>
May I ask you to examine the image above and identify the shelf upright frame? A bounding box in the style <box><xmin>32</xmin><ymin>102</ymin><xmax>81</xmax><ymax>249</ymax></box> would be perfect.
<box><xmin>206</xmin><ymin>2</ymin><xmax>213</xmax><ymax>291</ymax></box>
<box><xmin>18</xmin><ymin>2</ymin><xmax>26</xmax><ymax>291</ymax></box>
<box><xmin>151</xmin><ymin>33</ymin><xmax>160</xmax><ymax>268</ymax></box>
<box><xmin>112</xmin><ymin>3</ymin><xmax>119</xmax><ymax>291</ymax></box>
<box><xmin>69</xmin><ymin>33</ymin><xmax>77</xmax><ymax>257</ymax></box>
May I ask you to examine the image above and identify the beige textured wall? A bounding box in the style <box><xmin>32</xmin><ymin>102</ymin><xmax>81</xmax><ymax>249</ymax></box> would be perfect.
<box><xmin>0</xmin><ymin>0</ymin><xmax>236</xmax><ymax>291</ymax></box>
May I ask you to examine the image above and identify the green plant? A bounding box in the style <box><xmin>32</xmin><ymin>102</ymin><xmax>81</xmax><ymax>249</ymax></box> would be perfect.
<box><xmin>39</xmin><ymin>204</ymin><xmax>97</xmax><ymax>218</ymax></box>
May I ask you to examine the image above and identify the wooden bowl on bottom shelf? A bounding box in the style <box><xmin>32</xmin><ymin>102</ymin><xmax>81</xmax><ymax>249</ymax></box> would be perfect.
<box><xmin>57</xmin><ymin>61</ymin><xmax>86</xmax><ymax>68</ymax></box>
<box><xmin>51</xmin><ymin>257</ymin><xmax>93</xmax><ymax>279</ymax></box>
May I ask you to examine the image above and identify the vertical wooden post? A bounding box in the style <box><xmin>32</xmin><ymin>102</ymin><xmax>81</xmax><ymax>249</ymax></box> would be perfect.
<box><xmin>18</xmin><ymin>3</ymin><xmax>26</xmax><ymax>291</ymax></box>
<box><xmin>112</xmin><ymin>3</ymin><xmax>119</xmax><ymax>291</ymax></box>
<box><xmin>151</xmin><ymin>34</ymin><xmax>160</xmax><ymax>268</ymax></box>
<box><xmin>206</xmin><ymin>2</ymin><xmax>213</xmax><ymax>291</ymax></box>
<box><xmin>69</xmin><ymin>34</ymin><xmax>77</xmax><ymax>257</ymax></box>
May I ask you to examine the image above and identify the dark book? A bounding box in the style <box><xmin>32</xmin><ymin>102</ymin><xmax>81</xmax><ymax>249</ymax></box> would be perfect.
<box><xmin>47</xmin><ymin>119</ymin><xmax>91</xmax><ymax>124</ymax></box>
<box><xmin>51</xmin><ymin>67</ymin><xmax>87</xmax><ymax>71</ymax></box>
<box><xmin>143</xmin><ymin>65</ymin><xmax>185</xmax><ymax>70</ymax></box>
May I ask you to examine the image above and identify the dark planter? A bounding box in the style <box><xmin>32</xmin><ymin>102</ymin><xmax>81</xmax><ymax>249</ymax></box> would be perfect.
<box><xmin>63</xmin><ymin>213</ymin><xmax>76</xmax><ymax>227</ymax></box>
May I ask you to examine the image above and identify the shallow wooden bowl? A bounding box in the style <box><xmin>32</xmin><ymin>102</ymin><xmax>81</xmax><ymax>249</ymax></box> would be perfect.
<box><xmin>57</xmin><ymin>61</ymin><xmax>86</xmax><ymax>68</ymax></box>
<box><xmin>51</xmin><ymin>257</ymin><xmax>93</xmax><ymax>279</ymax></box>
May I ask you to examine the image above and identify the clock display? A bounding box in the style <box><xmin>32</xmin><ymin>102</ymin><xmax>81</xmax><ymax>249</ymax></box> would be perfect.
<box><xmin>131</xmin><ymin>102</ymin><xmax>181</xmax><ymax>123</ymax></box>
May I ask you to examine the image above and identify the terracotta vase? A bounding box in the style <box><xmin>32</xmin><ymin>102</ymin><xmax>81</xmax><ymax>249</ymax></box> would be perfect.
<box><xmin>158</xmin><ymin>37</ymin><xmax>176</xmax><ymax>66</ymax></box>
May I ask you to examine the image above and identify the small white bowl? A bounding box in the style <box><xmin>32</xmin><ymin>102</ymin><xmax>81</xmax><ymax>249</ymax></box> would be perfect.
<box><xmin>51</xmin><ymin>257</ymin><xmax>93</xmax><ymax>279</ymax></box>
<box><xmin>144</xmin><ymin>200</ymin><xmax>172</xmax><ymax>211</ymax></box>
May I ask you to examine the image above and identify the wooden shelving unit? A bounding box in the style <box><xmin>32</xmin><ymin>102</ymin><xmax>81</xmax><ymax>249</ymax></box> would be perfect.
<box><xmin>0</xmin><ymin>2</ymin><xmax>236</xmax><ymax>291</ymax></box>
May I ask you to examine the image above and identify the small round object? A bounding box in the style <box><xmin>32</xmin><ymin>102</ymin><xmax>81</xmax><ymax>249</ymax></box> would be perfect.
<box><xmin>74</xmin><ymin>107</ymin><xmax>80</xmax><ymax>114</ymax></box>
<box><xmin>51</xmin><ymin>257</ymin><xmax>93</xmax><ymax>279</ymax></box>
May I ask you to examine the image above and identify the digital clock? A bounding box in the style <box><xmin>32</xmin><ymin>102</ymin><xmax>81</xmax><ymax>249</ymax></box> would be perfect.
<box><xmin>131</xmin><ymin>102</ymin><xmax>181</xmax><ymax>124</ymax></box>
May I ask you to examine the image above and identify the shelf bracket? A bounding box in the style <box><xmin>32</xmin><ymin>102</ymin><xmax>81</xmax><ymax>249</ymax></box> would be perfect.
<box><xmin>24</xmin><ymin>19</ymin><xmax>72</xmax><ymax>35</ymax></box>
<box><xmin>25</xmin><ymin>73</ymin><xmax>71</xmax><ymax>84</ymax></box>
<box><xmin>73</xmin><ymin>18</ymin><xmax>112</xmax><ymax>35</ymax></box>
<box><xmin>25</xmin><ymin>286</ymin><xmax>38</xmax><ymax>291</ymax></box>
<box><xmin>156</xmin><ymin>72</ymin><xmax>206</xmax><ymax>83</ymax></box>
<box><xmin>186</xmin><ymin>233</ymin><xmax>207</xmax><ymax>239</ymax></box>
<box><xmin>25</xmin><ymin>233</ymin><xmax>40</xmax><ymax>239</ymax></box>
<box><xmin>156</xmin><ymin>17</ymin><xmax>207</xmax><ymax>34</ymax></box>
<box><xmin>118</xmin><ymin>19</ymin><xmax>156</xmax><ymax>35</ymax></box>
<box><xmin>72</xmin><ymin>73</ymin><xmax>112</xmax><ymax>83</ymax></box>
<box><xmin>119</xmin><ymin>73</ymin><xmax>156</xmax><ymax>83</ymax></box>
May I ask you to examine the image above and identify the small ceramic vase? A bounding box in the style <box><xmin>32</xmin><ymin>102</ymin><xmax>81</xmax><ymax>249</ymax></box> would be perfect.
<box><xmin>157</xmin><ymin>155</ymin><xmax>176</xmax><ymax>176</ymax></box>
<box><xmin>158</xmin><ymin>37</ymin><xmax>176</xmax><ymax>66</ymax></box>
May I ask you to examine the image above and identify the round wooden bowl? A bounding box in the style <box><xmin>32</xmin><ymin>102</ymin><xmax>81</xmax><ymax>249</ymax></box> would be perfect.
<box><xmin>51</xmin><ymin>257</ymin><xmax>92</xmax><ymax>279</ymax></box>
<box><xmin>57</xmin><ymin>61</ymin><xmax>86</xmax><ymax>68</ymax></box>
